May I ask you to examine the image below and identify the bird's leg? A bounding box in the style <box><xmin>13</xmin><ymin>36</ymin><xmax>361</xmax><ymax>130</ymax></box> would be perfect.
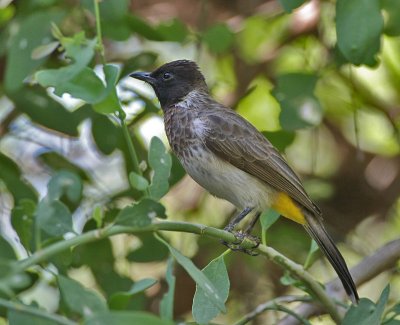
<box><xmin>222</xmin><ymin>208</ymin><xmax>260</xmax><ymax>256</ymax></box>
<box><xmin>223</xmin><ymin>207</ymin><xmax>253</xmax><ymax>232</ymax></box>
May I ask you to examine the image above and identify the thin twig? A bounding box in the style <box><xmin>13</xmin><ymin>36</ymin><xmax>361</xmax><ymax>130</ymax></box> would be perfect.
<box><xmin>234</xmin><ymin>296</ymin><xmax>312</xmax><ymax>325</ymax></box>
<box><xmin>278</xmin><ymin>238</ymin><xmax>400</xmax><ymax>325</ymax></box>
<box><xmin>13</xmin><ymin>220</ymin><xmax>341</xmax><ymax>323</ymax></box>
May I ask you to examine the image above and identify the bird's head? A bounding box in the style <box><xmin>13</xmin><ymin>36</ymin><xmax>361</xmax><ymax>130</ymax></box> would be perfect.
<box><xmin>130</xmin><ymin>60</ymin><xmax>208</xmax><ymax>108</ymax></box>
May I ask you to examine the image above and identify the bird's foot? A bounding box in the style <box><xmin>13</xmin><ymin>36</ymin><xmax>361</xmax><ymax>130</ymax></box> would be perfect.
<box><xmin>221</xmin><ymin>229</ymin><xmax>260</xmax><ymax>256</ymax></box>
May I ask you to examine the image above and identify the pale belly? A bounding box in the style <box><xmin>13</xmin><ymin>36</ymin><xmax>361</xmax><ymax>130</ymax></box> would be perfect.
<box><xmin>180</xmin><ymin>146</ymin><xmax>276</xmax><ymax>210</ymax></box>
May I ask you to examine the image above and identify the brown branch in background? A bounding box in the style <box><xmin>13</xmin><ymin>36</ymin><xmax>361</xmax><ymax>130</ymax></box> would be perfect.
<box><xmin>278</xmin><ymin>238</ymin><xmax>400</xmax><ymax>325</ymax></box>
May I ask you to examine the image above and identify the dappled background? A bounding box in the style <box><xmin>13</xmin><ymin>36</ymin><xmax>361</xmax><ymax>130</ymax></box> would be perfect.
<box><xmin>0</xmin><ymin>0</ymin><xmax>400</xmax><ymax>324</ymax></box>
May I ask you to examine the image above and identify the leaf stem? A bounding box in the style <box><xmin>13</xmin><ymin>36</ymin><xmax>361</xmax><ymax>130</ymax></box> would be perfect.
<box><xmin>0</xmin><ymin>298</ymin><xmax>77</xmax><ymax>325</ymax></box>
<box><xmin>93</xmin><ymin>0</ymin><xmax>105</xmax><ymax>64</ymax></box>
<box><xmin>14</xmin><ymin>220</ymin><xmax>341</xmax><ymax>323</ymax></box>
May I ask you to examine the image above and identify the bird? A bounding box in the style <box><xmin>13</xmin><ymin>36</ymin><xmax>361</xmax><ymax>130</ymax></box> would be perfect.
<box><xmin>130</xmin><ymin>59</ymin><xmax>359</xmax><ymax>304</ymax></box>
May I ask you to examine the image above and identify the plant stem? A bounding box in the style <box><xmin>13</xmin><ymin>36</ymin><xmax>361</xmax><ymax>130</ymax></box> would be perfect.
<box><xmin>0</xmin><ymin>298</ymin><xmax>77</xmax><ymax>325</ymax></box>
<box><xmin>120</xmin><ymin>119</ymin><xmax>141</xmax><ymax>176</ymax></box>
<box><xmin>14</xmin><ymin>220</ymin><xmax>341</xmax><ymax>323</ymax></box>
<box><xmin>93</xmin><ymin>0</ymin><xmax>105</xmax><ymax>64</ymax></box>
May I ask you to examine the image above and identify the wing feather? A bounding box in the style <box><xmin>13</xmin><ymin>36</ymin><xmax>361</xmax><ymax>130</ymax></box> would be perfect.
<box><xmin>203</xmin><ymin>106</ymin><xmax>320</xmax><ymax>215</ymax></box>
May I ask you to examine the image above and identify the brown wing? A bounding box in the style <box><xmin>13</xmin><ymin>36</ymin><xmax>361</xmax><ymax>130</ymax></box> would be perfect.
<box><xmin>203</xmin><ymin>105</ymin><xmax>320</xmax><ymax>216</ymax></box>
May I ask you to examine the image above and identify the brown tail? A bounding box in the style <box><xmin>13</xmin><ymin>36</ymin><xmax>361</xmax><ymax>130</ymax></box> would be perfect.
<box><xmin>303</xmin><ymin>211</ymin><xmax>359</xmax><ymax>304</ymax></box>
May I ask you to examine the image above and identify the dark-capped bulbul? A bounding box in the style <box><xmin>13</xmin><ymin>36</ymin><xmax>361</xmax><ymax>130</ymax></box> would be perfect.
<box><xmin>130</xmin><ymin>60</ymin><xmax>359</xmax><ymax>303</ymax></box>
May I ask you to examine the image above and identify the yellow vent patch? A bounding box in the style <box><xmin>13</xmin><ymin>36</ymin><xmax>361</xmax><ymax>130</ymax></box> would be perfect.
<box><xmin>271</xmin><ymin>192</ymin><xmax>306</xmax><ymax>225</ymax></box>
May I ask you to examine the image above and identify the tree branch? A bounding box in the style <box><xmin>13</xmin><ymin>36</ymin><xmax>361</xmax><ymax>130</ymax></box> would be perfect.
<box><xmin>14</xmin><ymin>220</ymin><xmax>341</xmax><ymax>323</ymax></box>
<box><xmin>278</xmin><ymin>238</ymin><xmax>400</xmax><ymax>325</ymax></box>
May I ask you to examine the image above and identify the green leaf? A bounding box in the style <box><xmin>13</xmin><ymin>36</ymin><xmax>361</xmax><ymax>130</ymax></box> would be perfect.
<box><xmin>127</xmin><ymin>15</ymin><xmax>164</xmax><ymax>41</ymax></box>
<box><xmin>148</xmin><ymin>137</ymin><xmax>172</xmax><ymax>200</ymax></box>
<box><xmin>31</xmin><ymin>41</ymin><xmax>59</xmax><ymax>60</ymax></box>
<box><xmin>35</xmin><ymin>36</ymin><xmax>97</xmax><ymax>87</ymax></box>
<box><xmin>115</xmin><ymin>198</ymin><xmax>166</xmax><ymax>227</ymax></box>
<box><xmin>272</xmin><ymin>73</ymin><xmax>322</xmax><ymax>130</ymax></box>
<box><xmin>343</xmin><ymin>285</ymin><xmax>390</xmax><ymax>325</ymax></box>
<box><xmin>0</xmin><ymin>236</ymin><xmax>16</xmax><ymax>263</ymax></box>
<box><xmin>0</xmin><ymin>153</ymin><xmax>37</xmax><ymax>203</ymax></box>
<box><xmin>9</xmin><ymin>86</ymin><xmax>82</xmax><ymax>136</ymax></box>
<box><xmin>84</xmin><ymin>311</ymin><xmax>174</xmax><ymax>325</ymax></box>
<box><xmin>303</xmin><ymin>240</ymin><xmax>319</xmax><ymax>270</ymax></box>
<box><xmin>127</xmin><ymin>234</ymin><xmax>169</xmax><ymax>263</ymax></box>
<box><xmin>109</xmin><ymin>278</ymin><xmax>157</xmax><ymax>310</ymax></box>
<box><xmin>381</xmin><ymin>0</ymin><xmax>400</xmax><ymax>36</ymax></box>
<box><xmin>11</xmin><ymin>199</ymin><xmax>36</xmax><ymax>250</ymax></box>
<box><xmin>4</xmin><ymin>10</ymin><xmax>65</xmax><ymax>92</ymax></box>
<box><xmin>336</xmin><ymin>0</ymin><xmax>383</xmax><ymax>66</ymax></box>
<box><xmin>129</xmin><ymin>172</ymin><xmax>149</xmax><ymax>191</ymax></box>
<box><xmin>92</xmin><ymin>64</ymin><xmax>122</xmax><ymax>114</ymax></box>
<box><xmin>52</xmin><ymin>67</ymin><xmax>105</xmax><ymax>103</ymax></box>
<box><xmin>36</xmin><ymin>199</ymin><xmax>73</xmax><ymax>237</ymax></box>
<box><xmin>192</xmin><ymin>257</ymin><xmax>230</xmax><ymax>324</ymax></box>
<box><xmin>8</xmin><ymin>309</ymin><xmax>58</xmax><ymax>325</ymax></box>
<box><xmin>160</xmin><ymin>257</ymin><xmax>176</xmax><ymax>320</ymax></box>
<box><xmin>260</xmin><ymin>209</ymin><xmax>280</xmax><ymax>231</ymax></box>
<box><xmin>47</xmin><ymin>170</ymin><xmax>82</xmax><ymax>203</ymax></box>
<box><xmin>262</xmin><ymin>131</ymin><xmax>295</xmax><ymax>152</ymax></box>
<box><xmin>157</xmin><ymin>19</ymin><xmax>188</xmax><ymax>42</ymax></box>
<box><xmin>278</xmin><ymin>0</ymin><xmax>306</xmax><ymax>13</ymax></box>
<box><xmin>92</xmin><ymin>206</ymin><xmax>104</xmax><ymax>228</ymax></box>
<box><xmin>157</xmin><ymin>236</ymin><xmax>226</xmax><ymax>313</ymax></box>
<box><xmin>203</xmin><ymin>24</ymin><xmax>235</xmax><ymax>54</ymax></box>
<box><xmin>91</xmin><ymin>114</ymin><xmax>121</xmax><ymax>155</ymax></box>
<box><xmin>58</xmin><ymin>275</ymin><xmax>108</xmax><ymax>318</ymax></box>
<box><xmin>72</xmin><ymin>238</ymin><xmax>133</xmax><ymax>296</ymax></box>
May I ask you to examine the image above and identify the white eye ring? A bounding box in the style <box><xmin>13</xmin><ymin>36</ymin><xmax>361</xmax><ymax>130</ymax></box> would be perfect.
<box><xmin>163</xmin><ymin>72</ymin><xmax>172</xmax><ymax>80</ymax></box>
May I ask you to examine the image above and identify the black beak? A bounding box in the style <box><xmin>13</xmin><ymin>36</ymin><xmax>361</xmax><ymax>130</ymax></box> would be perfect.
<box><xmin>129</xmin><ymin>72</ymin><xmax>155</xmax><ymax>85</ymax></box>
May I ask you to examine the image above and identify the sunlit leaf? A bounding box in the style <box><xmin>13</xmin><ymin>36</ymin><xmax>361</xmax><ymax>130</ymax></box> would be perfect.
<box><xmin>336</xmin><ymin>0</ymin><xmax>383</xmax><ymax>66</ymax></box>
<box><xmin>192</xmin><ymin>256</ymin><xmax>230</xmax><ymax>324</ymax></box>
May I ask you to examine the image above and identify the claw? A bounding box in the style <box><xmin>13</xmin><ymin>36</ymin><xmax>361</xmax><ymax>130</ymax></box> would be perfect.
<box><xmin>221</xmin><ymin>230</ymin><xmax>261</xmax><ymax>256</ymax></box>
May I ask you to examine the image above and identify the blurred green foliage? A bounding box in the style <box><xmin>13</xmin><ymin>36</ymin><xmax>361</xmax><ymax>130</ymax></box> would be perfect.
<box><xmin>0</xmin><ymin>0</ymin><xmax>399</xmax><ymax>324</ymax></box>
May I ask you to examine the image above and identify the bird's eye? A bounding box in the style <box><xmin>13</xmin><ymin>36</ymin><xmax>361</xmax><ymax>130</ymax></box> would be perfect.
<box><xmin>163</xmin><ymin>72</ymin><xmax>172</xmax><ymax>80</ymax></box>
